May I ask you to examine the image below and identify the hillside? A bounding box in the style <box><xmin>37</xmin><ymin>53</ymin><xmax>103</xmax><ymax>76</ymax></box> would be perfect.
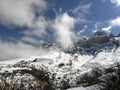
<box><xmin>0</xmin><ymin>32</ymin><xmax>120</xmax><ymax>90</ymax></box>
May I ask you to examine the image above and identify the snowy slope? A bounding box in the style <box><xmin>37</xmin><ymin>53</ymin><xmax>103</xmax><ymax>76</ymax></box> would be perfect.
<box><xmin>0</xmin><ymin>47</ymin><xmax>120</xmax><ymax>89</ymax></box>
<box><xmin>0</xmin><ymin>32</ymin><xmax>120</xmax><ymax>90</ymax></box>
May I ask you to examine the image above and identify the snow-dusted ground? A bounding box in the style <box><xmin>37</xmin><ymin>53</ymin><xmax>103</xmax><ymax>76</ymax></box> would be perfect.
<box><xmin>0</xmin><ymin>46</ymin><xmax>120</xmax><ymax>89</ymax></box>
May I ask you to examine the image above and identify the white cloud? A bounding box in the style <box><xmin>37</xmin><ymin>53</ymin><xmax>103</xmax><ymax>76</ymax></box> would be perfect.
<box><xmin>93</xmin><ymin>22</ymin><xmax>101</xmax><ymax>33</ymax></box>
<box><xmin>52</xmin><ymin>13</ymin><xmax>76</xmax><ymax>49</ymax></box>
<box><xmin>0</xmin><ymin>0</ymin><xmax>49</xmax><ymax>60</ymax></box>
<box><xmin>109</xmin><ymin>17</ymin><xmax>120</xmax><ymax>26</ymax></box>
<box><xmin>102</xmin><ymin>26</ymin><xmax>112</xmax><ymax>32</ymax></box>
<box><xmin>101</xmin><ymin>17</ymin><xmax>120</xmax><ymax>32</ymax></box>
<box><xmin>72</xmin><ymin>3</ymin><xmax>91</xmax><ymax>15</ymax></box>
<box><xmin>0</xmin><ymin>0</ymin><xmax>48</xmax><ymax>45</ymax></box>
<box><xmin>0</xmin><ymin>40</ymin><xmax>43</xmax><ymax>60</ymax></box>
<box><xmin>23</xmin><ymin>16</ymin><xmax>48</xmax><ymax>38</ymax></box>
<box><xmin>71</xmin><ymin>3</ymin><xmax>92</xmax><ymax>24</ymax></box>
<box><xmin>21</xmin><ymin>36</ymin><xmax>44</xmax><ymax>45</ymax></box>
<box><xmin>0</xmin><ymin>0</ymin><xmax>48</xmax><ymax>38</ymax></box>
<box><xmin>111</xmin><ymin>0</ymin><xmax>120</xmax><ymax>7</ymax></box>
<box><xmin>77</xmin><ymin>25</ymin><xmax>88</xmax><ymax>35</ymax></box>
<box><xmin>0</xmin><ymin>0</ymin><xmax>46</xmax><ymax>27</ymax></box>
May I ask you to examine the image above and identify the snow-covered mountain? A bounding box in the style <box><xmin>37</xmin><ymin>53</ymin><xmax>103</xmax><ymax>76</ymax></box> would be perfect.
<box><xmin>0</xmin><ymin>31</ymin><xmax>120</xmax><ymax>90</ymax></box>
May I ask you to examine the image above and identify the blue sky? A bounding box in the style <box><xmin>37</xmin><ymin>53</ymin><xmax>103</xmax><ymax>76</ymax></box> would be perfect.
<box><xmin>0</xmin><ymin>0</ymin><xmax>120</xmax><ymax>60</ymax></box>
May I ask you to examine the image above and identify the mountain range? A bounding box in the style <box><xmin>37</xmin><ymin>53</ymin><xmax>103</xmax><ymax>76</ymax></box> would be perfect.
<box><xmin>0</xmin><ymin>31</ymin><xmax>120</xmax><ymax>90</ymax></box>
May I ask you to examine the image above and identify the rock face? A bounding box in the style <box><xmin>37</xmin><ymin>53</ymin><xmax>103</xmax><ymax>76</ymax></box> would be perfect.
<box><xmin>42</xmin><ymin>42</ymin><xmax>61</xmax><ymax>50</ymax></box>
<box><xmin>41</xmin><ymin>31</ymin><xmax>120</xmax><ymax>55</ymax></box>
<box><xmin>68</xmin><ymin>31</ymin><xmax>120</xmax><ymax>55</ymax></box>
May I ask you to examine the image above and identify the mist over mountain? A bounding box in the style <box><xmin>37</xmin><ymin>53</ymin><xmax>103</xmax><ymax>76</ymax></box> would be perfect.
<box><xmin>0</xmin><ymin>0</ymin><xmax>120</xmax><ymax>90</ymax></box>
<box><xmin>0</xmin><ymin>31</ymin><xmax>120</xmax><ymax>90</ymax></box>
<box><xmin>42</xmin><ymin>31</ymin><xmax>120</xmax><ymax>55</ymax></box>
